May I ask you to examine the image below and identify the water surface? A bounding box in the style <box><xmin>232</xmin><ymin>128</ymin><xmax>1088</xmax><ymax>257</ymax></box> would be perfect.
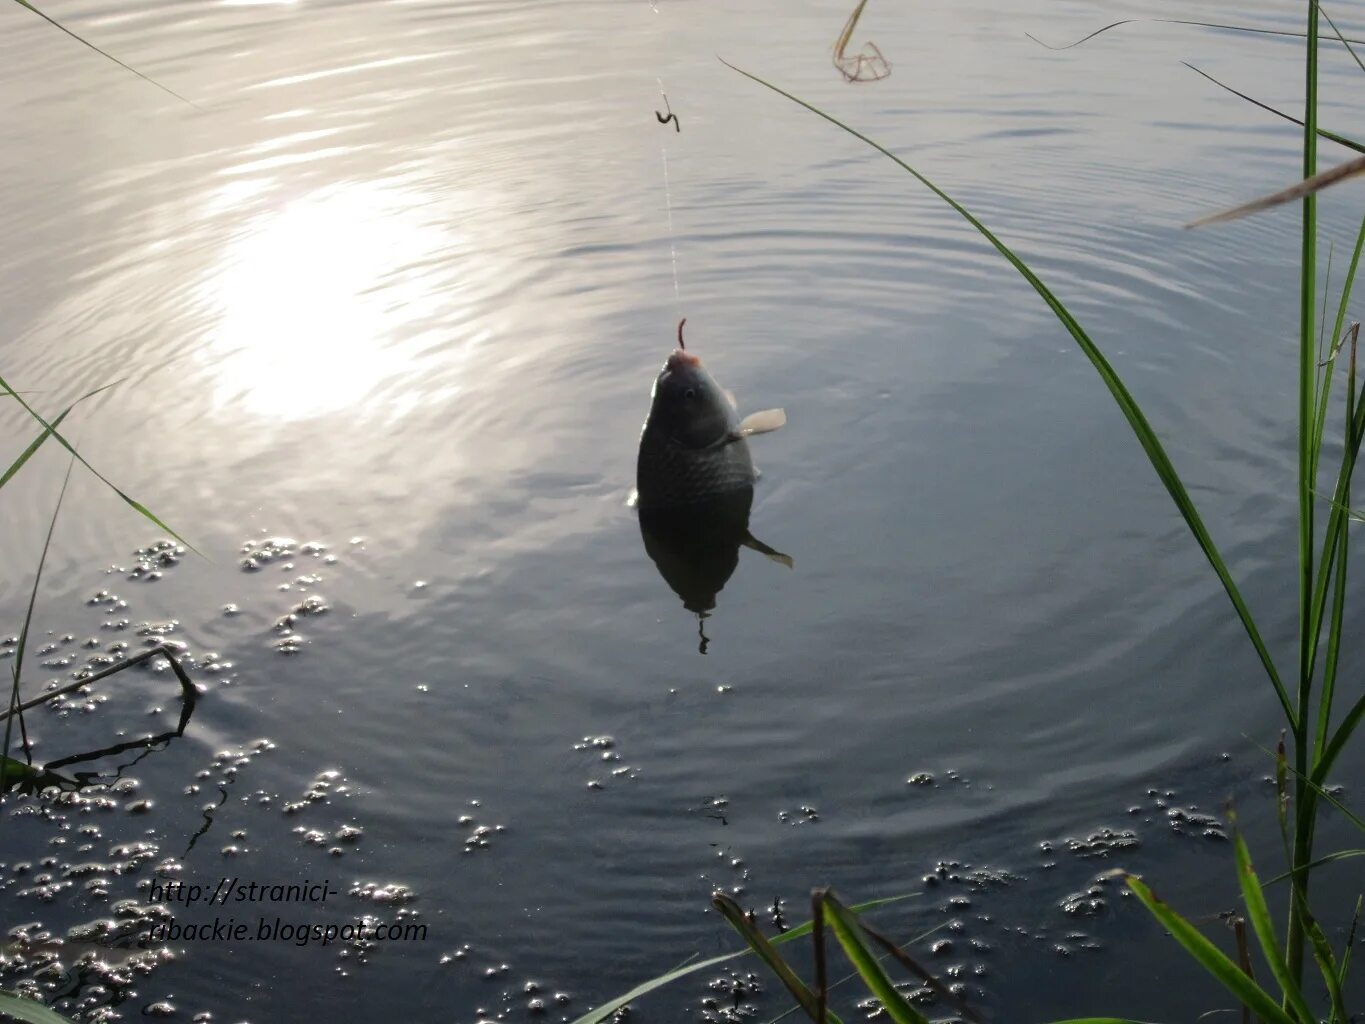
<box><xmin>1</xmin><ymin>0</ymin><xmax>1364</xmax><ymax>1020</ymax></box>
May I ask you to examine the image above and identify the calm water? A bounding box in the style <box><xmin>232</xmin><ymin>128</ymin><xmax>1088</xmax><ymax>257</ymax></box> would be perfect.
<box><xmin>1</xmin><ymin>0</ymin><xmax>1364</xmax><ymax>1019</ymax></box>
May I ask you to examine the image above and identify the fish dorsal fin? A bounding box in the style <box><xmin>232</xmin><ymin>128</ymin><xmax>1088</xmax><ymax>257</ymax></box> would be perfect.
<box><xmin>742</xmin><ymin>531</ymin><xmax>794</xmax><ymax>569</ymax></box>
<box><xmin>736</xmin><ymin>408</ymin><xmax>786</xmax><ymax>437</ymax></box>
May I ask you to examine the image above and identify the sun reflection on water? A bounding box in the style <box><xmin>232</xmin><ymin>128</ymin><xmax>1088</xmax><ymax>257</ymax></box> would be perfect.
<box><xmin>201</xmin><ymin>182</ymin><xmax>461</xmax><ymax>421</ymax></box>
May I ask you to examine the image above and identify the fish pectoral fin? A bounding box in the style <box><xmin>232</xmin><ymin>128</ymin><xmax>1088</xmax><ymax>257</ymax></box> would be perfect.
<box><xmin>736</xmin><ymin>408</ymin><xmax>786</xmax><ymax>438</ymax></box>
<box><xmin>742</xmin><ymin>532</ymin><xmax>794</xmax><ymax>569</ymax></box>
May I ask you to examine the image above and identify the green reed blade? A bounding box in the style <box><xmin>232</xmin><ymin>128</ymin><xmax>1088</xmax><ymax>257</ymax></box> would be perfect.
<box><xmin>821</xmin><ymin>895</ymin><xmax>930</xmax><ymax>1024</ymax></box>
<box><xmin>1311</xmin><ymin>215</ymin><xmax>1365</xmax><ymax>473</ymax></box>
<box><xmin>1293</xmin><ymin>885</ymin><xmax>1346</xmax><ymax>1022</ymax></box>
<box><xmin>567</xmin><ymin>894</ymin><xmax>916</xmax><ymax>1024</ymax></box>
<box><xmin>1124</xmin><ymin>874</ymin><xmax>1297</xmax><ymax>1024</ymax></box>
<box><xmin>1316</xmin><ymin>689</ymin><xmax>1365</xmax><ymax>786</ymax></box>
<box><xmin>1287</xmin><ymin>2</ymin><xmax>1322</xmax><ymax>989</ymax></box>
<box><xmin>1319</xmin><ymin>1</ymin><xmax>1365</xmax><ymax>77</ymax></box>
<box><xmin>1339</xmin><ymin>896</ymin><xmax>1361</xmax><ymax>989</ymax></box>
<box><xmin>723</xmin><ymin>59</ymin><xmax>1294</xmax><ymax>726</ymax></box>
<box><xmin>0</xmin><ymin>374</ymin><xmax>197</xmax><ymax>554</ymax></box>
<box><xmin>7</xmin><ymin>0</ymin><xmax>196</xmax><ymax>106</ymax></box>
<box><xmin>1182</xmin><ymin>63</ymin><xmax>1365</xmax><ymax>156</ymax></box>
<box><xmin>0</xmin><ymin>380</ymin><xmax>120</xmax><ymax>492</ymax></box>
<box><xmin>0</xmin><ymin>452</ymin><xmax>74</xmax><ymax>801</ymax></box>
<box><xmin>1230</xmin><ymin>822</ymin><xmax>1316</xmax><ymax>1023</ymax></box>
<box><xmin>0</xmin><ymin>991</ymin><xmax>79</xmax><ymax>1024</ymax></box>
<box><xmin>1025</xmin><ymin>17</ymin><xmax>1365</xmax><ymax>51</ymax></box>
<box><xmin>713</xmin><ymin>893</ymin><xmax>834</xmax><ymax>1024</ymax></box>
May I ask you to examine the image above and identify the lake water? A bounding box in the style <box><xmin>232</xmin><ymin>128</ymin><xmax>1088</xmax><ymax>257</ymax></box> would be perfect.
<box><xmin>1</xmin><ymin>0</ymin><xmax>1363</xmax><ymax>1020</ymax></box>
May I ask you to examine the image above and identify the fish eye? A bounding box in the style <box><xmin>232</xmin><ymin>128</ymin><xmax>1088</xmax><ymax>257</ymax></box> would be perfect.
<box><xmin>684</xmin><ymin>388</ymin><xmax>696</xmax><ymax>400</ymax></box>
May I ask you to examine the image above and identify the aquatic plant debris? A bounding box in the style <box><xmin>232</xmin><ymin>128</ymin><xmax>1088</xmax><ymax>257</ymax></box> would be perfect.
<box><xmin>833</xmin><ymin>0</ymin><xmax>890</xmax><ymax>82</ymax></box>
<box><xmin>6</xmin><ymin>0</ymin><xmax>197</xmax><ymax>106</ymax></box>
<box><xmin>1188</xmin><ymin>153</ymin><xmax>1365</xmax><ymax>228</ymax></box>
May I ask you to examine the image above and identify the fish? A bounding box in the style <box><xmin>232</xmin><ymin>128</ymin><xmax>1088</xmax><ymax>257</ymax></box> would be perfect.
<box><xmin>635</xmin><ymin>323</ymin><xmax>786</xmax><ymax>510</ymax></box>
<box><xmin>634</xmin><ymin>324</ymin><xmax>792</xmax><ymax>646</ymax></box>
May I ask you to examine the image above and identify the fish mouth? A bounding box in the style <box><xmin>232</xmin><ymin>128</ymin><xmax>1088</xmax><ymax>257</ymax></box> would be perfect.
<box><xmin>666</xmin><ymin>349</ymin><xmax>701</xmax><ymax>371</ymax></box>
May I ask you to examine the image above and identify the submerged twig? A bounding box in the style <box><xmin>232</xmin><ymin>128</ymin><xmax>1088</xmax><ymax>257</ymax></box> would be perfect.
<box><xmin>0</xmin><ymin>643</ymin><xmax>199</xmax><ymax>736</ymax></box>
<box><xmin>833</xmin><ymin>0</ymin><xmax>890</xmax><ymax>83</ymax></box>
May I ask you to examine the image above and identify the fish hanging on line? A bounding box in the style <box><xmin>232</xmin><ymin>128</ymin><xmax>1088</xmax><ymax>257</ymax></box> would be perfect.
<box><xmin>634</xmin><ymin>319</ymin><xmax>786</xmax><ymax>510</ymax></box>
<box><xmin>632</xmin><ymin>319</ymin><xmax>792</xmax><ymax>648</ymax></box>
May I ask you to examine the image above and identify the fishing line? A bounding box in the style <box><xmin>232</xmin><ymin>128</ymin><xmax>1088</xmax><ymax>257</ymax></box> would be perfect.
<box><xmin>656</xmin><ymin>77</ymin><xmax>683</xmax><ymax>318</ymax></box>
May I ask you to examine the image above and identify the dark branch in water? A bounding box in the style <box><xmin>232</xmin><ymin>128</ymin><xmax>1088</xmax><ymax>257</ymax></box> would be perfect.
<box><xmin>0</xmin><ymin>643</ymin><xmax>199</xmax><ymax>736</ymax></box>
<box><xmin>678</xmin><ymin>317</ymin><xmax>687</xmax><ymax>350</ymax></box>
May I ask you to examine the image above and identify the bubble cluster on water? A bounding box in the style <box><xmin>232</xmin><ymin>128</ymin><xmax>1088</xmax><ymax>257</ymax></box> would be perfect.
<box><xmin>1043</xmin><ymin>826</ymin><xmax>1141</xmax><ymax>861</ymax></box>
<box><xmin>462</xmin><ymin>967</ymin><xmax>575</xmax><ymax>1023</ymax></box>
<box><xmin>573</xmin><ymin>736</ymin><xmax>639</xmax><ymax>789</ymax></box>
<box><xmin>903</xmin><ymin>767</ymin><xmax>978</xmax><ymax>790</ymax></box>
<box><xmin>698</xmin><ymin>968</ymin><xmax>763</xmax><ymax>1023</ymax></box>
<box><xmin>776</xmin><ymin>805</ymin><xmax>819</xmax><ymax>825</ymax></box>
<box><xmin>279</xmin><ymin>769</ymin><xmax>371</xmax><ymax>858</ymax></box>
<box><xmin>457</xmin><ymin>800</ymin><xmax>507</xmax><ymax>854</ymax></box>
<box><xmin>1127</xmin><ymin>787</ymin><xmax>1229</xmax><ymax>842</ymax></box>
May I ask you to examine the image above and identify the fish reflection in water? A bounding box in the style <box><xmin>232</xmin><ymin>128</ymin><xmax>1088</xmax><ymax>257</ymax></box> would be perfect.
<box><xmin>634</xmin><ymin>324</ymin><xmax>791</xmax><ymax>650</ymax></box>
<box><xmin>638</xmin><ymin>488</ymin><xmax>792</xmax><ymax>646</ymax></box>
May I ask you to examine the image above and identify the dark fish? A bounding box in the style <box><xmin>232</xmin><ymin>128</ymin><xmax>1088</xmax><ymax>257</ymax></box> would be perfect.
<box><xmin>635</xmin><ymin>343</ymin><xmax>785</xmax><ymax>510</ymax></box>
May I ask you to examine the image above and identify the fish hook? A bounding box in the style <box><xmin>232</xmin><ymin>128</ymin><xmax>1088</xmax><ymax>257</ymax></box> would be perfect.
<box><xmin>678</xmin><ymin>317</ymin><xmax>687</xmax><ymax>350</ymax></box>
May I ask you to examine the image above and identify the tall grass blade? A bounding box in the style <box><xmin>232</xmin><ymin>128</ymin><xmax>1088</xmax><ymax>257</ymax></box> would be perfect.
<box><xmin>1311</xmin><ymin>223</ymin><xmax>1365</xmax><ymax>470</ymax></box>
<box><xmin>0</xmin><ymin>454</ymin><xmax>75</xmax><ymax>797</ymax></box>
<box><xmin>1314</xmin><ymin>690</ymin><xmax>1365</xmax><ymax>785</ymax></box>
<box><xmin>1182</xmin><ymin>62</ymin><xmax>1365</xmax><ymax>156</ymax></box>
<box><xmin>1025</xmin><ymin>18</ymin><xmax>1365</xmax><ymax>50</ymax></box>
<box><xmin>1229</xmin><ymin>823</ymin><xmax>1315</xmax><ymax>1023</ymax></box>
<box><xmin>7</xmin><ymin>0</ymin><xmax>196</xmax><ymax>107</ymax></box>
<box><xmin>1291</xmin><ymin>885</ymin><xmax>1346</xmax><ymax>1021</ymax></box>
<box><xmin>0</xmin><ymin>991</ymin><xmax>79</xmax><ymax>1024</ymax></box>
<box><xmin>713</xmin><ymin>893</ymin><xmax>832</xmax><ymax>1023</ymax></box>
<box><xmin>0</xmin><ymin>380</ymin><xmax>120</xmax><ymax>491</ymax></box>
<box><xmin>723</xmin><ymin>59</ymin><xmax>1294</xmax><ymax>726</ymax></box>
<box><xmin>1318</xmin><ymin>1</ymin><xmax>1365</xmax><ymax>77</ymax></box>
<box><xmin>0</xmin><ymin>376</ymin><xmax>196</xmax><ymax>553</ymax></box>
<box><xmin>1268</xmin><ymin>849</ymin><xmax>1365</xmax><ymax>882</ymax></box>
<box><xmin>1288</xmin><ymin>4</ymin><xmax>1321</xmax><ymax>990</ymax></box>
<box><xmin>820</xmin><ymin>895</ymin><xmax>930</xmax><ymax>1024</ymax></box>
<box><xmin>1123</xmin><ymin>874</ymin><xmax>1297</xmax><ymax>1024</ymax></box>
<box><xmin>567</xmin><ymin>894</ymin><xmax>915</xmax><ymax>1024</ymax></box>
<box><xmin>1340</xmin><ymin>896</ymin><xmax>1361</xmax><ymax>989</ymax></box>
